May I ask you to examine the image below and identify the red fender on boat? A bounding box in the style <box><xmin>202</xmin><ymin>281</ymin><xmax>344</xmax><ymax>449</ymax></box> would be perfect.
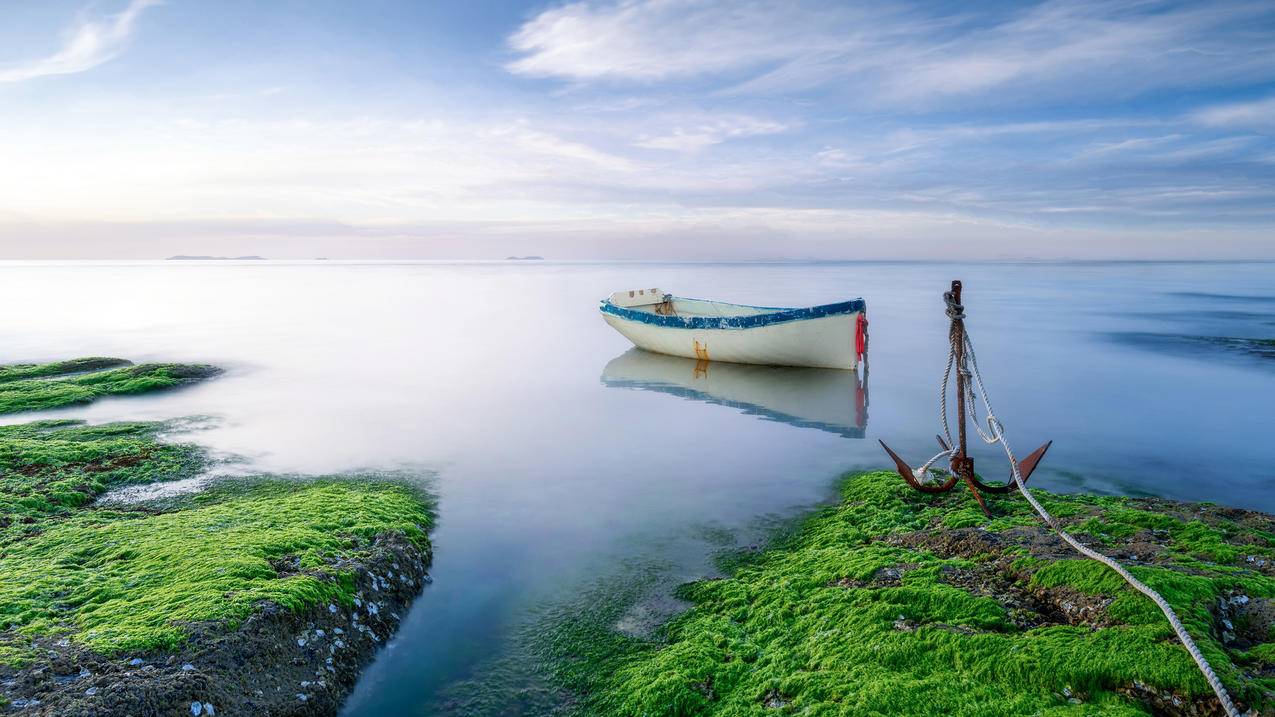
<box><xmin>854</xmin><ymin>312</ymin><xmax>868</xmax><ymax>363</ymax></box>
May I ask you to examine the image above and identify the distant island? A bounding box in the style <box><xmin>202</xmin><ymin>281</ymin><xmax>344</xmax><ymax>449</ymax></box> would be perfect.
<box><xmin>505</xmin><ymin>255</ymin><xmax>544</xmax><ymax>261</ymax></box>
<box><xmin>166</xmin><ymin>255</ymin><xmax>266</xmax><ymax>260</ymax></box>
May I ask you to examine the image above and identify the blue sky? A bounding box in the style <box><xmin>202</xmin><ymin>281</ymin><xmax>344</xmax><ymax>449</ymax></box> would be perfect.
<box><xmin>1</xmin><ymin>0</ymin><xmax>1273</xmax><ymax>259</ymax></box>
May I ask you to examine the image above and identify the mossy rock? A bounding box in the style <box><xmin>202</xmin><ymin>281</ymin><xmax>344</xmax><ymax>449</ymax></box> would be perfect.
<box><xmin>566</xmin><ymin>472</ymin><xmax>1275</xmax><ymax>716</ymax></box>
<box><xmin>0</xmin><ymin>478</ymin><xmax>433</xmax><ymax>661</ymax></box>
<box><xmin>0</xmin><ymin>358</ymin><xmax>438</xmax><ymax>715</ymax></box>
<box><xmin>0</xmin><ymin>357</ymin><xmax>220</xmax><ymax>415</ymax></box>
<box><xmin>0</xmin><ymin>420</ymin><xmax>206</xmax><ymax>543</ymax></box>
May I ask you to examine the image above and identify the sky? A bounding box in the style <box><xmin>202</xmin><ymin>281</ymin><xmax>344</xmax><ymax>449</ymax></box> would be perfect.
<box><xmin>1</xmin><ymin>0</ymin><xmax>1273</xmax><ymax>260</ymax></box>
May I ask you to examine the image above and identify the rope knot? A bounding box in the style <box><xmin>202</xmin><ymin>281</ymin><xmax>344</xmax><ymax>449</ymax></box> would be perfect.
<box><xmin>942</xmin><ymin>291</ymin><xmax>965</xmax><ymax>320</ymax></box>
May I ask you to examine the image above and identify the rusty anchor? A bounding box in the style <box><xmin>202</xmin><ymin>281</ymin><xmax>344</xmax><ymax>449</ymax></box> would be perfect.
<box><xmin>879</xmin><ymin>280</ymin><xmax>1052</xmax><ymax>516</ymax></box>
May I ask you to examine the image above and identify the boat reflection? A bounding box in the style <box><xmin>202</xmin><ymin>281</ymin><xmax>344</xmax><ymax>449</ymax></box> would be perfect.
<box><xmin>600</xmin><ymin>349</ymin><xmax>868</xmax><ymax>438</ymax></box>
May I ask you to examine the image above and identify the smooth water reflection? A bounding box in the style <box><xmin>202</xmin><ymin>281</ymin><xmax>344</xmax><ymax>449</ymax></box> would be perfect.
<box><xmin>602</xmin><ymin>348</ymin><xmax>868</xmax><ymax>439</ymax></box>
<box><xmin>0</xmin><ymin>260</ymin><xmax>1270</xmax><ymax>716</ymax></box>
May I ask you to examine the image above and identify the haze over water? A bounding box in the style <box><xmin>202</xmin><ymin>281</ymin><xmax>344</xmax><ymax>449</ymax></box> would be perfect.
<box><xmin>1</xmin><ymin>260</ymin><xmax>1272</xmax><ymax>714</ymax></box>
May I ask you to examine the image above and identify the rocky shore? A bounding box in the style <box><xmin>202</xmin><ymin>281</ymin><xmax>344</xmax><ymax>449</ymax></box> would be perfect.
<box><xmin>0</xmin><ymin>358</ymin><xmax>436</xmax><ymax>716</ymax></box>
<box><xmin>554</xmin><ymin>472</ymin><xmax>1275</xmax><ymax>716</ymax></box>
<box><xmin>4</xmin><ymin>533</ymin><xmax>430</xmax><ymax>717</ymax></box>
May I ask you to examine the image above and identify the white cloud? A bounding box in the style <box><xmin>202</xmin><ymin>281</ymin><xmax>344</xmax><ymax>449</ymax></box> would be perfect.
<box><xmin>507</xmin><ymin>0</ymin><xmax>1275</xmax><ymax>108</ymax></box>
<box><xmin>2</xmin><ymin>105</ymin><xmax>1263</xmax><ymax>232</ymax></box>
<box><xmin>0</xmin><ymin>0</ymin><xmax>159</xmax><ymax>83</ymax></box>
<box><xmin>0</xmin><ymin>116</ymin><xmax>647</xmax><ymax>224</ymax></box>
<box><xmin>489</xmin><ymin>124</ymin><xmax>637</xmax><ymax>171</ymax></box>
<box><xmin>506</xmin><ymin>0</ymin><xmax>823</xmax><ymax>82</ymax></box>
<box><xmin>1191</xmin><ymin>96</ymin><xmax>1275</xmax><ymax>130</ymax></box>
<box><xmin>1073</xmin><ymin>135</ymin><xmax>1185</xmax><ymax>159</ymax></box>
<box><xmin>633</xmin><ymin>115</ymin><xmax>789</xmax><ymax>151</ymax></box>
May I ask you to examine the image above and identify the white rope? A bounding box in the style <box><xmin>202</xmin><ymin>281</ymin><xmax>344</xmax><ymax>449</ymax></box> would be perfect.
<box><xmin>912</xmin><ymin>349</ymin><xmax>957</xmax><ymax>484</ymax></box>
<box><xmin>953</xmin><ymin>331</ymin><xmax>1241</xmax><ymax>716</ymax></box>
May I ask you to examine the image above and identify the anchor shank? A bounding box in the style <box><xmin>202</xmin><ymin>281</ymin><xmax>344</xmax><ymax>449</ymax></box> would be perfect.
<box><xmin>950</xmin><ymin>280</ymin><xmax>969</xmax><ymax>471</ymax></box>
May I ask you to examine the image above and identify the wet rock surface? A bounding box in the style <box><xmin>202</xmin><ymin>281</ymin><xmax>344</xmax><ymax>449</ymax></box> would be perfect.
<box><xmin>873</xmin><ymin>502</ymin><xmax>1275</xmax><ymax>717</ymax></box>
<box><xmin>1</xmin><ymin>533</ymin><xmax>431</xmax><ymax>717</ymax></box>
<box><xmin>883</xmin><ymin>528</ymin><xmax>1126</xmax><ymax>631</ymax></box>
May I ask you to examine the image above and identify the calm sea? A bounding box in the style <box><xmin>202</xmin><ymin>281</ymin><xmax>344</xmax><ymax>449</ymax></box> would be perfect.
<box><xmin>1</xmin><ymin>260</ymin><xmax>1271</xmax><ymax>715</ymax></box>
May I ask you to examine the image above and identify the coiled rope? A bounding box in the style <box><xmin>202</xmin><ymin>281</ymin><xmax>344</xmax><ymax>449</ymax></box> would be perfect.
<box><xmin>916</xmin><ymin>294</ymin><xmax>1241</xmax><ymax>717</ymax></box>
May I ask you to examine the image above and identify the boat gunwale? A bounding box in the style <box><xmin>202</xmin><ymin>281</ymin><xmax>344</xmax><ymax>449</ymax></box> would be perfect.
<box><xmin>598</xmin><ymin>295</ymin><xmax>866</xmax><ymax>331</ymax></box>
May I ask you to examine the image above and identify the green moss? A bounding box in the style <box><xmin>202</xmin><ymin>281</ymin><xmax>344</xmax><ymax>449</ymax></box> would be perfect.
<box><xmin>0</xmin><ymin>358</ymin><xmax>219</xmax><ymax>415</ymax></box>
<box><xmin>0</xmin><ymin>357</ymin><xmax>131</xmax><ymax>383</ymax></box>
<box><xmin>0</xmin><ymin>420</ymin><xmax>205</xmax><ymax>543</ymax></box>
<box><xmin>0</xmin><ymin>357</ymin><xmax>435</xmax><ymax>670</ymax></box>
<box><xmin>0</xmin><ymin>478</ymin><xmax>432</xmax><ymax>659</ymax></box>
<box><xmin>1246</xmin><ymin>643</ymin><xmax>1275</xmax><ymax>667</ymax></box>
<box><xmin>565</xmin><ymin>472</ymin><xmax>1275</xmax><ymax>716</ymax></box>
<box><xmin>1072</xmin><ymin>518</ymin><xmax>1139</xmax><ymax>545</ymax></box>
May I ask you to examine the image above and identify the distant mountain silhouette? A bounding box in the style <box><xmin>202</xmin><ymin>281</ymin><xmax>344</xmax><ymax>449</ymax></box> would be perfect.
<box><xmin>166</xmin><ymin>255</ymin><xmax>266</xmax><ymax>260</ymax></box>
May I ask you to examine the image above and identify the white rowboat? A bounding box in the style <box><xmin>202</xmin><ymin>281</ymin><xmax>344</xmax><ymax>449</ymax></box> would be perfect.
<box><xmin>599</xmin><ymin>289</ymin><xmax>867</xmax><ymax>370</ymax></box>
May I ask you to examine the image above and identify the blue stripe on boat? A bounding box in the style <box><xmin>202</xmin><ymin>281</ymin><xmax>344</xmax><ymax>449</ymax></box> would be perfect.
<box><xmin>598</xmin><ymin>297</ymin><xmax>866</xmax><ymax>330</ymax></box>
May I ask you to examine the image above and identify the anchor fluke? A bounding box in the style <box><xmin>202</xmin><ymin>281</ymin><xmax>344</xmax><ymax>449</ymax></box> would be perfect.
<box><xmin>1013</xmin><ymin>440</ymin><xmax>1052</xmax><ymax>485</ymax></box>
<box><xmin>879</xmin><ymin>440</ymin><xmax>957</xmax><ymax>494</ymax></box>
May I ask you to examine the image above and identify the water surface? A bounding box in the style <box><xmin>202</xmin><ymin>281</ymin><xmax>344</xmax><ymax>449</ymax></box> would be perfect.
<box><xmin>0</xmin><ymin>260</ymin><xmax>1271</xmax><ymax>715</ymax></box>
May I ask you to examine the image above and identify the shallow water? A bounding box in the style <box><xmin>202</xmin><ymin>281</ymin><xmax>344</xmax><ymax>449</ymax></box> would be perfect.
<box><xmin>1</xmin><ymin>260</ymin><xmax>1272</xmax><ymax>715</ymax></box>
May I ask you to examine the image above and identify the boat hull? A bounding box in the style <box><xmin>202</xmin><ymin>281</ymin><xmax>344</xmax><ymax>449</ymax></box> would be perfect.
<box><xmin>601</xmin><ymin>309</ymin><xmax>862</xmax><ymax>369</ymax></box>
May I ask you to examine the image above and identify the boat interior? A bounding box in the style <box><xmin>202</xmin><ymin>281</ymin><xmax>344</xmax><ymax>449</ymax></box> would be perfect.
<box><xmin>609</xmin><ymin>290</ymin><xmax>774</xmax><ymax>318</ymax></box>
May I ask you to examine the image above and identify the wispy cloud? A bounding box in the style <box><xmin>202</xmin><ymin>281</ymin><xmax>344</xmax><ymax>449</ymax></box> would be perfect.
<box><xmin>1191</xmin><ymin>95</ymin><xmax>1275</xmax><ymax>130</ymax></box>
<box><xmin>490</xmin><ymin>124</ymin><xmax>637</xmax><ymax>171</ymax></box>
<box><xmin>1</xmin><ymin>0</ymin><xmax>1273</xmax><ymax>258</ymax></box>
<box><xmin>0</xmin><ymin>0</ymin><xmax>159</xmax><ymax>83</ymax></box>
<box><xmin>634</xmin><ymin>115</ymin><xmax>789</xmax><ymax>151</ymax></box>
<box><xmin>506</xmin><ymin>0</ymin><xmax>815</xmax><ymax>82</ymax></box>
<box><xmin>1072</xmin><ymin>134</ymin><xmax>1185</xmax><ymax>160</ymax></box>
<box><xmin>507</xmin><ymin>0</ymin><xmax>1275</xmax><ymax>108</ymax></box>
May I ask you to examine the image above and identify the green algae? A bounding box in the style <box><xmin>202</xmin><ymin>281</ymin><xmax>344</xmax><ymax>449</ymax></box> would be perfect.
<box><xmin>0</xmin><ymin>358</ymin><xmax>131</xmax><ymax>383</ymax></box>
<box><xmin>0</xmin><ymin>478</ymin><xmax>432</xmax><ymax>660</ymax></box>
<box><xmin>1249</xmin><ymin>643</ymin><xmax>1275</xmax><ymax>667</ymax></box>
<box><xmin>0</xmin><ymin>420</ymin><xmax>205</xmax><ymax>543</ymax></box>
<box><xmin>562</xmin><ymin>472</ymin><xmax>1275</xmax><ymax>716</ymax></box>
<box><xmin>0</xmin><ymin>357</ymin><xmax>436</xmax><ymax>674</ymax></box>
<box><xmin>0</xmin><ymin>358</ymin><xmax>219</xmax><ymax>415</ymax></box>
